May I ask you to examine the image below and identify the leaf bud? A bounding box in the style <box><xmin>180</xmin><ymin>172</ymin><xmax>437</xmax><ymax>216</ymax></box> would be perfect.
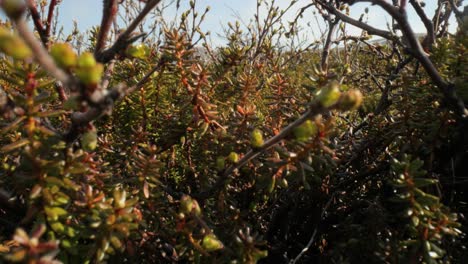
<box><xmin>293</xmin><ymin>120</ymin><xmax>318</xmax><ymax>142</ymax></box>
<box><xmin>50</xmin><ymin>43</ymin><xmax>77</xmax><ymax>69</ymax></box>
<box><xmin>81</xmin><ymin>130</ymin><xmax>98</xmax><ymax>151</ymax></box>
<box><xmin>0</xmin><ymin>27</ymin><xmax>31</xmax><ymax>60</ymax></box>
<box><xmin>77</xmin><ymin>52</ymin><xmax>96</xmax><ymax>68</ymax></box>
<box><xmin>250</xmin><ymin>128</ymin><xmax>264</xmax><ymax>148</ymax></box>
<box><xmin>216</xmin><ymin>156</ymin><xmax>225</xmax><ymax>171</ymax></box>
<box><xmin>76</xmin><ymin>63</ymin><xmax>103</xmax><ymax>85</ymax></box>
<box><xmin>228</xmin><ymin>152</ymin><xmax>239</xmax><ymax>163</ymax></box>
<box><xmin>338</xmin><ymin>89</ymin><xmax>363</xmax><ymax>111</ymax></box>
<box><xmin>179</xmin><ymin>195</ymin><xmax>201</xmax><ymax>216</ymax></box>
<box><xmin>202</xmin><ymin>234</ymin><xmax>224</xmax><ymax>252</ymax></box>
<box><xmin>316</xmin><ymin>82</ymin><xmax>341</xmax><ymax>107</ymax></box>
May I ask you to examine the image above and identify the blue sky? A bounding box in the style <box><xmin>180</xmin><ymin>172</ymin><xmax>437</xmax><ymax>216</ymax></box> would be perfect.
<box><xmin>1</xmin><ymin>0</ymin><xmax>462</xmax><ymax>46</ymax></box>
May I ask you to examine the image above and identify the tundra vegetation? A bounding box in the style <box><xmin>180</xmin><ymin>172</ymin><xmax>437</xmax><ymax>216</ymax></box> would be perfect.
<box><xmin>0</xmin><ymin>0</ymin><xmax>467</xmax><ymax>263</ymax></box>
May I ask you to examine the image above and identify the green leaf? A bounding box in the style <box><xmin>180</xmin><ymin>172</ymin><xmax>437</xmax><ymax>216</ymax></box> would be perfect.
<box><xmin>44</xmin><ymin>206</ymin><xmax>68</xmax><ymax>221</ymax></box>
<box><xmin>413</xmin><ymin>178</ymin><xmax>438</xmax><ymax>188</ymax></box>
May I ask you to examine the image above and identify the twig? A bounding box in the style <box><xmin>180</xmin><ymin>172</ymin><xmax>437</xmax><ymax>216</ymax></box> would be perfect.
<box><xmin>321</xmin><ymin>19</ymin><xmax>339</xmax><ymax>73</ymax></box>
<box><xmin>95</xmin><ymin>0</ymin><xmax>120</xmax><ymax>55</ymax></box>
<box><xmin>44</xmin><ymin>0</ymin><xmax>58</xmax><ymax>44</ymax></box>
<box><xmin>448</xmin><ymin>0</ymin><xmax>463</xmax><ymax>19</ymax></box>
<box><xmin>290</xmin><ymin>193</ymin><xmax>335</xmax><ymax>264</ymax></box>
<box><xmin>318</xmin><ymin>1</ymin><xmax>398</xmax><ymax>41</ymax></box>
<box><xmin>27</xmin><ymin>0</ymin><xmax>46</xmax><ymax>45</ymax></box>
<box><xmin>54</xmin><ymin>82</ymin><xmax>68</xmax><ymax>102</ymax></box>
<box><xmin>409</xmin><ymin>0</ymin><xmax>434</xmax><ymax>50</ymax></box>
<box><xmin>96</xmin><ymin>0</ymin><xmax>163</xmax><ymax>63</ymax></box>
<box><xmin>64</xmin><ymin>84</ymin><xmax>125</xmax><ymax>142</ymax></box>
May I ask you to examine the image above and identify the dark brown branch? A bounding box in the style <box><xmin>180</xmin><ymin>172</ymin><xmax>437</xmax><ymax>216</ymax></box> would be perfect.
<box><xmin>319</xmin><ymin>1</ymin><xmax>397</xmax><ymax>41</ymax></box>
<box><xmin>54</xmin><ymin>82</ymin><xmax>68</xmax><ymax>102</ymax></box>
<box><xmin>409</xmin><ymin>0</ymin><xmax>435</xmax><ymax>50</ymax></box>
<box><xmin>448</xmin><ymin>0</ymin><xmax>463</xmax><ymax>19</ymax></box>
<box><xmin>44</xmin><ymin>0</ymin><xmax>58</xmax><ymax>43</ymax></box>
<box><xmin>399</xmin><ymin>0</ymin><xmax>407</xmax><ymax>12</ymax></box>
<box><xmin>95</xmin><ymin>0</ymin><xmax>119</xmax><ymax>55</ymax></box>
<box><xmin>27</xmin><ymin>0</ymin><xmax>47</xmax><ymax>45</ymax></box>
<box><xmin>95</xmin><ymin>0</ymin><xmax>162</xmax><ymax>63</ymax></box>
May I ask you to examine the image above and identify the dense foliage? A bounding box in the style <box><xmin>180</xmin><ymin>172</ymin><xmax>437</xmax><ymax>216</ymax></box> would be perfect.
<box><xmin>0</xmin><ymin>0</ymin><xmax>467</xmax><ymax>263</ymax></box>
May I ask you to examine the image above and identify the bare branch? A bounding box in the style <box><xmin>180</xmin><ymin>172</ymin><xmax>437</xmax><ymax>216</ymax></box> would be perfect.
<box><xmin>409</xmin><ymin>0</ymin><xmax>435</xmax><ymax>50</ymax></box>
<box><xmin>95</xmin><ymin>0</ymin><xmax>119</xmax><ymax>55</ymax></box>
<box><xmin>95</xmin><ymin>0</ymin><xmax>162</xmax><ymax>63</ymax></box>
<box><xmin>318</xmin><ymin>1</ymin><xmax>397</xmax><ymax>41</ymax></box>
<box><xmin>321</xmin><ymin>20</ymin><xmax>339</xmax><ymax>73</ymax></box>
<box><xmin>44</xmin><ymin>0</ymin><xmax>58</xmax><ymax>43</ymax></box>
<box><xmin>448</xmin><ymin>0</ymin><xmax>463</xmax><ymax>19</ymax></box>
<box><xmin>54</xmin><ymin>82</ymin><xmax>68</xmax><ymax>102</ymax></box>
<box><xmin>27</xmin><ymin>0</ymin><xmax>47</xmax><ymax>45</ymax></box>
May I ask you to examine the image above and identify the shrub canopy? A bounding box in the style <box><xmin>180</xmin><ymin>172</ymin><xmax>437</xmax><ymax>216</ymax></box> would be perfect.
<box><xmin>0</xmin><ymin>0</ymin><xmax>467</xmax><ymax>263</ymax></box>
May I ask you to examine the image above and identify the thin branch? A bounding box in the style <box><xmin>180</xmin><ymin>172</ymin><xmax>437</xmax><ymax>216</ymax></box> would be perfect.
<box><xmin>101</xmin><ymin>60</ymin><xmax>116</xmax><ymax>90</ymax></box>
<box><xmin>409</xmin><ymin>0</ymin><xmax>435</xmax><ymax>50</ymax></box>
<box><xmin>435</xmin><ymin>2</ymin><xmax>454</xmax><ymax>38</ymax></box>
<box><xmin>448</xmin><ymin>0</ymin><xmax>463</xmax><ymax>19</ymax></box>
<box><xmin>289</xmin><ymin>3</ymin><xmax>315</xmax><ymax>36</ymax></box>
<box><xmin>96</xmin><ymin>0</ymin><xmax>163</xmax><ymax>63</ymax></box>
<box><xmin>44</xmin><ymin>0</ymin><xmax>58</xmax><ymax>43</ymax></box>
<box><xmin>27</xmin><ymin>0</ymin><xmax>47</xmax><ymax>45</ymax></box>
<box><xmin>95</xmin><ymin>0</ymin><xmax>119</xmax><ymax>55</ymax></box>
<box><xmin>319</xmin><ymin>1</ymin><xmax>397</xmax><ymax>41</ymax></box>
<box><xmin>290</xmin><ymin>192</ymin><xmax>335</xmax><ymax>264</ymax></box>
<box><xmin>54</xmin><ymin>82</ymin><xmax>68</xmax><ymax>102</ymax></box>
